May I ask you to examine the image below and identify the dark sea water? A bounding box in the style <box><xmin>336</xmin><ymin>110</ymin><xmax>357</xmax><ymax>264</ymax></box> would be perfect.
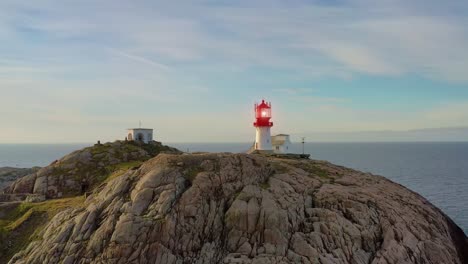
<box><xmin>0</xmin><ymin>142</ymin><xmax>467</xmax><ymax>234</ymax></box>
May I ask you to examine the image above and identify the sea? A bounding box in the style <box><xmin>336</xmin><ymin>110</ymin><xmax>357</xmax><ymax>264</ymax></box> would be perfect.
<box><xmin>0</xmin><ymin>142</ymin><xmax>467</xmax><ymax>235</ymax></box>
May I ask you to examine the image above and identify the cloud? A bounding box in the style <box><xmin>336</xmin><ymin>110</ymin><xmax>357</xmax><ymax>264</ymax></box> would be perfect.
<box><xmin>1</xmin><ymin>0</ymin><xmax>467</xmax><ymax>81</ymax></box>
<box><xmin>317</xmin><ymin>43</ymin><xmax>401</xmax><ymax>75</ymax></box>
<box><xmin>1</xmin><ymin>0</ymin><xmax>468</xmax><ymax>142</ymax></box>
<box><xmin>107</xmin><ymin>48</ymin><xmax>171</xmax><ymax>70</ymax></box>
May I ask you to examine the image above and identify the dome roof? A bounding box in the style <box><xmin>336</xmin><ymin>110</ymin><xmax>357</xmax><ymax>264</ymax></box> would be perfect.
<box><xmin>257</xmin><ymin>99</ymin><xmax>270</xmax><ymax>109</ymax></box>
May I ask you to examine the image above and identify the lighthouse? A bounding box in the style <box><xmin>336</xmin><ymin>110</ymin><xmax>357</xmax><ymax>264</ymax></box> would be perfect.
<box><xmin>253</xmin><ymin>99</ymin><xmax>273</xmax><ymax>152</ymax></box>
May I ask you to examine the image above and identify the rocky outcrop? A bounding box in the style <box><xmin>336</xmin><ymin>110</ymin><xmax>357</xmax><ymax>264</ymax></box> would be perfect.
<box><xmin>0</xmin><ymin>167</ymin><xmax>40</xmax><ymax>191</ymax></box>
<box><xmin>4</xmin><ymin>141</ymin><xmax>179</xmax><ymax>199</ymax></box>
<box><xmin>8</xmin><ymin>153</ymin><xmax>467</xmax><ymax>264</ymax></box>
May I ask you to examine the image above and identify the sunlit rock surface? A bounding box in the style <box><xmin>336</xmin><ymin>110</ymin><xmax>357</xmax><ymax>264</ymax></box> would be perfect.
<box><xmin>9</xmin><ymin>153</ymin><xmax>468</xmax><ymax>264</ymax></box>
<box><xmin>0</xmin><ymin>167</ymin><xmax>40</xmax><ymax>191</ymax></box>
<box><xmin>4</xmin><ymin>141</ymin><xmax>179</xmax><ymax>199</ymax></box>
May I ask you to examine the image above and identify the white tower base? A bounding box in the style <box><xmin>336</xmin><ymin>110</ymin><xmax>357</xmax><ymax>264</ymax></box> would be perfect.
<box><xmin>255</xmin><ymin>126</ymin><xmax>273</xmax><ymax>152</ymax></box>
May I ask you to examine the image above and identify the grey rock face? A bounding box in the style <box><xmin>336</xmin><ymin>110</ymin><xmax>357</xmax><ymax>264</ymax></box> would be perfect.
<box><xmin>4</xmin><ymin>141</ymin><xmax>178</xmax><ymax>199</ymax></box>
<box><xmin>8</xmin><ymin>153</ymin><xmax>468</xmax><ymax>264</ymax></box>
<box><xmin>0</xmin><ymin>167</ymin><xmax>40</xmax><ymax>191</ymax></box>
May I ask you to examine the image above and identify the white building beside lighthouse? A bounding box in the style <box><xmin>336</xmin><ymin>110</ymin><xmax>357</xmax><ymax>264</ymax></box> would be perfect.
<box><xmin>127</xmin><ymin>128</ymin><xmax>153</xmax><ymax>144</ymax></box>
<box><xmin>253</xmin><ymin>100</ymin><xmax>273</xmax><ymax>152</ymax></box>
<box><xmin>272</xmin><ymin>134</ymin><xmax>292</xmax><ymax>154</ymax></box>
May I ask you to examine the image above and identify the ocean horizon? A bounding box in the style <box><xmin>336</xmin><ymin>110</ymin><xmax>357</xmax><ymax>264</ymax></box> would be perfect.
<box><xmin>0</xmin><ymin>141</ymin><xmax>467</xmax><ymax>235</ymax></box>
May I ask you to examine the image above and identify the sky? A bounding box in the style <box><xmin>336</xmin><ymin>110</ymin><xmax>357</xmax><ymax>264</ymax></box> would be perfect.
<box><xmin>1</xmin><ymin>0</ymin><xmax>468</xmax><ymax>143</ymax></box>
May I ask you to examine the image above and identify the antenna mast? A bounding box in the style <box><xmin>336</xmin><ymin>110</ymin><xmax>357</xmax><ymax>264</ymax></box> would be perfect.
<box><xmin>301</xmin><ymin>137</ymin><xmax>305</xmax><ymax>155</ymax></box>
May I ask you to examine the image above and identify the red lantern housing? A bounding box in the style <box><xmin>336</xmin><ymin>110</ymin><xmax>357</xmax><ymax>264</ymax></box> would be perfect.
<box><xmin>254</xmin><ymin>100</ymin><xmax>273</xmax><ymax>127</ymax></box>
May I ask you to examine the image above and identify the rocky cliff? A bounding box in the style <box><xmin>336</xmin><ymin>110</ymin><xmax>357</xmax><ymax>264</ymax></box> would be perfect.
<box><xmin>0</xmin><ymin>167</ymin><xmax>40</xmax><ymax>191</ymax></box>
<box><xmin>4</xmin><ymin>141</ymin><xmax>179</xmax><ymax>199</ymax></box>
<box><xmin>7</xmin><ymin>153</ymin><xmax>467</xmax><ymax>264</ymax></box>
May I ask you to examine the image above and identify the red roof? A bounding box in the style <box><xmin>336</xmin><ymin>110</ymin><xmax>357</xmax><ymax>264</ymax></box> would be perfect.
<box><xmin>257</xmin><ymin>99</ymin><xmax>270</xmax><ymax>109</ymax></box>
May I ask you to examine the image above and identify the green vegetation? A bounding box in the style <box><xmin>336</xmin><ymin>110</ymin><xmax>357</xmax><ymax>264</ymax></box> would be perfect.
<box><xmin>0</xmin><ymin>140</ymin><xmax>182</xmax><ymax>263</ymax></box>
<box><xmin>309</xmin><ymin>165</ymin><xmax>329</xmax><ymax>179</ymax></box>
<box><xmin>184</xmin><ymin>166</ymin><xmax>203</xmax><ymax>182</ymax></box>
<box><xmin>104</xmin><ymin>161</ymin><xmax>143</xmax><ymax>183</ymax></box>
<box><xmin>155</xmin><ymin>217</ymin><xmax>166</xmax><ymax>224</ymax></box>
<box><xmin>292</xmin><ymin>162</ymin><xmax>330</xmax><ymax>179</ymax></box>
<box><xmin>234</xmin><ymin>191</ymin><xmax>242</xmax><ymax>199</ymax></box>
<box><xmin>0</xmin><ymin>197</ymin><xmax>85</xmax><ymax>263</ymax></box>
<box><xmin>47</xmin><ymin>141</ymin><xmax>181</xmax><ymax>196</ymax></box>
<box><xmin>0</xmin><ymin>140</ymin><xmax>180</xmax><ymax>262</ymax></box>
<box><xmin>88</xmin><ymin>144</ymin><xmax>111</xmax><ymax>155</ymax></box>
<box><xmin>128</xmin><ymin>141</ymin><xmax>180</xmax><ymax>157</ymax></box>
<box><xmin>108</xmin><ymin>160</ymin><xmax>143</xmax><ymax>171</ymax></box>
<box><xmin>224</xmin><ymin>209</ymin><xmax>241</xmax><ymax>224</ymax></box>
<box><xmin>259</xmin><ymin>182</ymin><xmax>270</xmax><ymax>190</ymax></box>
<box><xmin>87</xmin><ymin>141</ymin><xmax>178</xmax><ymax>187</ymax></box>
<box><xmin>271</xmin><ymin>162</ymin><xmax>289</xmax><ymax>174</ymax></box>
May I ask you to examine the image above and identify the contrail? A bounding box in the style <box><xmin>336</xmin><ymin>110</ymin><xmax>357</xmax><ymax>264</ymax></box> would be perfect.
<box><xmin>107</xmin><ymin>48</ymin><xmax>171</xmax><ymax>71</ymax></box>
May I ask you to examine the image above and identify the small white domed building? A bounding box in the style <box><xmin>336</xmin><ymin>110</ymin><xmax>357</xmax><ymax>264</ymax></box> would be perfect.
<box><xmin>272</xmin><ymin>134</ymin><xmax>292</xmax><ymax>154</ymax></box>
<box><xmin>127</xmin><ymin>128</ymin><xmax>153</xmax><ymax>144</ymax></box>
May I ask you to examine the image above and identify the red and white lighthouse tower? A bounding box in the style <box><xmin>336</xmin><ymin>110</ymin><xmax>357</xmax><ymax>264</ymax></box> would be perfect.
<box><xmin>253</xmin><ymin>99</ymin><xmax>273</xmax><ymax>151</ymax></box>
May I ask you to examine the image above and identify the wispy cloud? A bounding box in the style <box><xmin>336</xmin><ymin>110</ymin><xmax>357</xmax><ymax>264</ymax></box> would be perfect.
<box><xmin>107</xmin><ymin>48</ymin><xmax>171</xmax><ymax>70</ymax></box>
<box><xmin>1</xmin><ymin>1</ymin><xmax>468</xmax><ymax>80</ymax></box>
<box><xmin>1</xmin><ymin>0</ymin><xmax>468</xmax><ymax>142</ymax></box>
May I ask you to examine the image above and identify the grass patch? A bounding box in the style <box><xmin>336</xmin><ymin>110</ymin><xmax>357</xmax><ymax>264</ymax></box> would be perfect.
<box><xmin>234</xmin><ymin>191</ymin><xmax>251</xmax><ymax>202</ymax></box>
<box><xmin>184</xmin><ymin>166</ymin><xmax>203</xmax><ymax>182</ymax></box>
<box><xmin>3</xmin><ymin>203</ymin><xmax>34</xmax><ymax>222</ymax></box>
<box><xmin>113</xmin><ymin>161</ymin><xmax>143</xmax><ymax>171</ymax></box>
<box><xmin>0</xmin><ymin>196</ymin><xmax>84</xmax><ymax>263</ymax></box>
<box><xmin>5</xmin><ymin>209</ymin><xmax>34</xmax><ymax>232</ymax></box>
<box><xmin>128</xmin><ymin>141</ymin><xmax>180</xmax><ymax>157</ymax></box>
<box><xmin>294</xmin><ymin>163</ymin><xmax>330</xmax><ymax>179</ymax></box>
<box><xmin>88</xmin><ymin>144</ymin><xmax>111</xmax><ymax>155</ymax></box>
<box><xmin>0</xmin><ymin>210</ymin><xmax>45</xmax><ymax>263</ymax></box>
<box><xmin>103</xmin><ymin>170</ymin><xmax>127</xmax><ymax>184</ymax></box>
<box><xmin>103</xmin><ymin>161</ymin><xmax>143</xmax><ymax>183</ymax></box>
<box><xmin>122</xmin><ymin>143</ymin><xmax>142</xmax><ymax>152</ymax></box>
<box><xmin>43</xmin><ymin>141</ymin><xmax>179</xmax><ymax>198</ymax></box>
<box><xmin>32</xmin><ymin>196</ymin><xmax>85</xmax><ymax>217</ymax></box>
<box><xmin>309</xmin><ymin>165</ymin><xmax>329</xmax><ymax>179</ymax></box>
<box><xmin>271</xmin><ymin>163</ymin><xmax>289</xmax><ymax>174</ymax></box>
<box><xmin>155</xmin><ymin>217</ymin><xmax>166</xmax><ymax>224</ymax></box>
<box><xmin>259</xmin><ymin>182</ymin><xmax>270</xmax><ymax>190</ymax></box>
<box><xmin>225</xmin><ymin>210</ymin><xmax>241</xmax><ymax>225</ymax></box>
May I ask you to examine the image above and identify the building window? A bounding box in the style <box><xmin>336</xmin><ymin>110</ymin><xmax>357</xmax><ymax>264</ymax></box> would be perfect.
<box><xmin>276</xmin><ymin>146</ymin><xmax>279</xmax><ymax>150</ymax></box>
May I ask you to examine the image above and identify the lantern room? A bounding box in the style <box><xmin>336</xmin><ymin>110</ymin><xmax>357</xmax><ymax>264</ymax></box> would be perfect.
<box><xmin>254</xmin><ymin>100</ymin><xmax>273</xmax><ymax>127</ymax></box>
